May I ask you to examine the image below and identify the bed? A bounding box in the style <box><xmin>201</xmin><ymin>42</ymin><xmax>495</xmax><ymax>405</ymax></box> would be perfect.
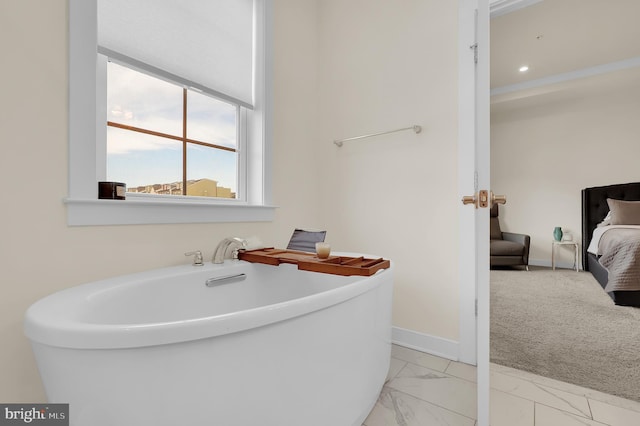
<box><xmin>582</xmin><ymin>182</ymin><xmax>640</xmax><ymax>307</ymax></box>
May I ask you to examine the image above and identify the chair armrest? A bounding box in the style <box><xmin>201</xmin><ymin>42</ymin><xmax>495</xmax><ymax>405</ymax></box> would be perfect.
<box><xmin>502</xmin><ymin>232</ymin><xmax>531</xmax><ymax>264</ymax></box>
<box><xmin>502</xmin><ymin>232</ymin><xmax>529</xmax><ymax>246</ymax></box>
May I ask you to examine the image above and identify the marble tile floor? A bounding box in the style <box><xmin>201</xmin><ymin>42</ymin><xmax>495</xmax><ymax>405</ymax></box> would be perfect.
<box><xmin>363</xmin><ymin>344</ymin><xmax>640</xmax><ymax>426</ymax></box>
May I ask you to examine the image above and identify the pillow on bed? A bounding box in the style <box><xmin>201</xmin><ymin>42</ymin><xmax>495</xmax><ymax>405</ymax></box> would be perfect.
<box><xmin>606</xmin><ymin>198</ymin><xmax>640</xmax><ymax>225</ymax></box>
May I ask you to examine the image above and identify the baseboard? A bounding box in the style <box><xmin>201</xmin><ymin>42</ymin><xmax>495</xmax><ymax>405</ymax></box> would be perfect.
<box><xmin>529</xmin><ymin>258</ymin><xmax>551</xmax><ymax>268</ymax></box>
<box><xmin>391</xmin><ymin>326</ymin><xmax>459</xmax><ymax>361</ymax></box>
<box><xmin>529</xmin><ymin>258</ymin><xmax>582</xmax><ymax>270</ymax></box>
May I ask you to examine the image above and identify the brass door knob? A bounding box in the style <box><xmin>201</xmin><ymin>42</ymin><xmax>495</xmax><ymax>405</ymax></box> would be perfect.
<box><xmin>462</xmin><ymin>191</ymin><xmax>506</xmax><ymax>209</ymax></box>
<box><xmin>462</xmin><ymin>195</ymin><xmax>477</xmax><ymax>208</ymax></box>
<box><xmin>491</xmin><ymin>192</ymin><xmax>506</xmax><ymax>205</ymax></box>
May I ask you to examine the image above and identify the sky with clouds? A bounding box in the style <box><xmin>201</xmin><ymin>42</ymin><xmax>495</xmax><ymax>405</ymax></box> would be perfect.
<box><xmin>106</xmin><ymin>62</ymin><xmax>238</xmax><ymax>193</ymax></box>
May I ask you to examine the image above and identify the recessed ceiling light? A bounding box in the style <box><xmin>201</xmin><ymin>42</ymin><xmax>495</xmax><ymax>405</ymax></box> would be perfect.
<box><xmin>519</xmin><ymin>65</ymin><xmax>529</xmax><ymax>73</ymax></box>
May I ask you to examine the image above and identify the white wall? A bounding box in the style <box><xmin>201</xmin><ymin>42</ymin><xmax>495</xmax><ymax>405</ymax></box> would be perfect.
<box><xmin>0</xmin><ymin>0</ymin><xmax>322</xmax><ymax>401</ymax></box>
<box><xmin>0</xmin><ymin>0</ymin><xmax>462</xmax><ymax>401</ymax></box>
<box><xmin>316</xmin><ymin>0</ymin><xmax>460</xmax><ymax>342</ymax></box>
<box><xmin>491</xmin><ymin>68</ymin><xmax>640</xmax><ymax>267</ymax></box>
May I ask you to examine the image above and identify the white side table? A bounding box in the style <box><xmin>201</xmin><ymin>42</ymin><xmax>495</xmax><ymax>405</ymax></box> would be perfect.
<box><xmin>551</xmin><ymin>240</ymin><xmax>579</xmax><ymax>271</ymax></box>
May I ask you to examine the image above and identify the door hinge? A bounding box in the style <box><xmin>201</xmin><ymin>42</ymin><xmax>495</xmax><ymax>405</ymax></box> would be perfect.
<box><xmin>470</xmin><ymin>43</ymin><xmax>478</xmax><ymax>64</ymax></box>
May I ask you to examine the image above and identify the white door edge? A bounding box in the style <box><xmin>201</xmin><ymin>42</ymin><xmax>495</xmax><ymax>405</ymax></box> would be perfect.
<box><xmin>458</xmin><ymin>1</ymin><xmax>491</xmax><ymax>425</ymax></box>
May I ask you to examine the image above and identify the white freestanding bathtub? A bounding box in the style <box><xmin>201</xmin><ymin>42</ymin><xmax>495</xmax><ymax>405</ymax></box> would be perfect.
<box><xmin>24</xmin><ymin>256</ymin><xmax>393</xmax><ymax>426</ymax></box>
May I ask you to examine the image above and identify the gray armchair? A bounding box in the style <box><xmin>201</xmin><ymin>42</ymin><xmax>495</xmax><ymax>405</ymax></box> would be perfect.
<box><xmin>490</xmin><ymin>204</ymin><xmax>530</xmax><ymax>270</ymax></box>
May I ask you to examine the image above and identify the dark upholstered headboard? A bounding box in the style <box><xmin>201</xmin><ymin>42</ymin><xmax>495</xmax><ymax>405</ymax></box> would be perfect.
<box><xmin>582</xmin><ymin>182</ymin><xmax>640</xmax><ymax>270</ymax></box>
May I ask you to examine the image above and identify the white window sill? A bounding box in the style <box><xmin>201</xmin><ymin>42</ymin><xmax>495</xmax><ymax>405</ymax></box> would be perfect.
<box><xmin>65</xmin><ymin>197</ymin><xmax>277</xmax><ymax>226</ymax></box>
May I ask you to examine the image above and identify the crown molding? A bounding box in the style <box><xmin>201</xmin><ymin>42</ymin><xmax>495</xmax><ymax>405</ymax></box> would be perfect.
<box><xmin>490</xmin><ymin>0</ymin><xmax>543</xmax><ymax>18</ymax></box>
<box><xmin>491</xmin><ymin>55</ymin><xmax>640</xmax><ymax>97</ymax></box>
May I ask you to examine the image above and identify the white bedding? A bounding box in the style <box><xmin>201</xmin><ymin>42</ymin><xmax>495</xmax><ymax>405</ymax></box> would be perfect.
<box><xmin>587</xmin><ymin>225</ymin><xmax>640</xmax><ymax>255</ymax></box>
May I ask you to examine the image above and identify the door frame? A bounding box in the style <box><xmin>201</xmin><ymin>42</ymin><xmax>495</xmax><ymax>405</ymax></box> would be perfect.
<box><xmin>458</xmin><ymin>1</ymin><xmax>491</xmax><ymax>425</ymax></box>
<box><xmin>458</xmin><ymin>0</ymin><xmax>481</xmax><ymax>367</ymax></box>
<box><xmin>460</xmin><ymin>2</ymin><xmax>536</xmax><ymax>425</ymax></box>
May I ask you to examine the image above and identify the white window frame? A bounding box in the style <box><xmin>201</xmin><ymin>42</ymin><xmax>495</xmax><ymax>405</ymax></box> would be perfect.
<box><xmin>66</xmin><ymin>0</ymin><xmax>275</xmax><ymax>226</ymax></box>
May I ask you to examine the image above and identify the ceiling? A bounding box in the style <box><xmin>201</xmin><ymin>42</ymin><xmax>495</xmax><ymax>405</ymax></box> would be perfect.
<box><xmin>490</xmin><ymin>0</ymin><xmax>640</xmax><ymax>91</ymax></box>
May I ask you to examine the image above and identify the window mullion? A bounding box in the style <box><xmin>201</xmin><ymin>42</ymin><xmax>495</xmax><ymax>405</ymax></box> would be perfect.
<box><xmin>182</xmin><ymin>88</ymin><xmax>188</xmax><ymax>196</ymax></box>
<box><xmin>106</xmin><ymin>121</ymin><xmax>236</xmax><ymax>152</ymax></box>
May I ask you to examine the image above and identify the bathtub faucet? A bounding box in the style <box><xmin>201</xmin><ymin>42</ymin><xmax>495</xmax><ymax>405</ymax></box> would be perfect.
<box><xmin>212</xmin><ymin>237</ymin><xmax>247</xmax><ymax>264</ymax></box>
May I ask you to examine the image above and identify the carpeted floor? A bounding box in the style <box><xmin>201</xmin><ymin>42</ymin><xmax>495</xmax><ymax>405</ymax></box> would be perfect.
<box><xmin>491</xmin><ymin>268</ymin><xmax>640</xmax><ymax>402</ymax></box>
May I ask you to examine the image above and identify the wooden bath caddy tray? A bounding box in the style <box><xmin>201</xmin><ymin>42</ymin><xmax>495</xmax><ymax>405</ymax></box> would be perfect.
<box><xmin>238</xmin><ymin>248</ymin><xmax>390</xmax><ymax>276</ymax></box>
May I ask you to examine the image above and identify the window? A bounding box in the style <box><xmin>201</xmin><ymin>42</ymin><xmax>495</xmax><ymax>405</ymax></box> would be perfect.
<box><xmin>66</xmin><ymin>0</ymin><xmax>274</xmax><ymax>225</ymax></box>
<box><xmin>106</xmin><ymin>62</ymin><xmax>240</xmax><ymax>199</ymax></box>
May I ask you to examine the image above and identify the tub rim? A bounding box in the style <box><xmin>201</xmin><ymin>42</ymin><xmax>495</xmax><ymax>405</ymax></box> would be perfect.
<box><xmin>24</xmin><ymin>256</ymin><xmax>393</xmax><ymax>350</ymax></box>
